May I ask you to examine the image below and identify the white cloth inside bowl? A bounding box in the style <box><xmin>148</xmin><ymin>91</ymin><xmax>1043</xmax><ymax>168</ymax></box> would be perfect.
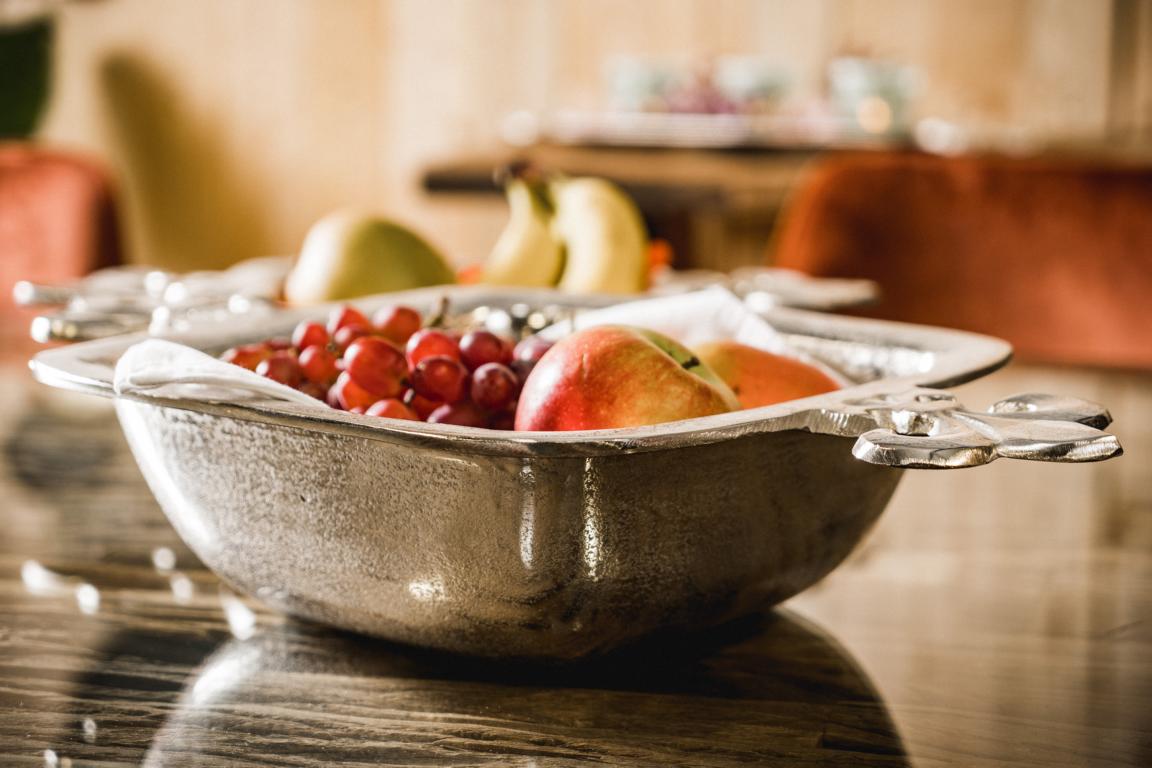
<box><xmin>114</xmin><ymin>339</ymin><xmax>321</xmax><ymax>406</ymax></box>
<box><xmin>541</xmin><ymin>286</ymin><xmax>841</xmax><ymax>379</ymax></box>
<box><xmin>541</xmin><ymin>286</ymin><xmax>788</xmax><ymax>350</ymax></box>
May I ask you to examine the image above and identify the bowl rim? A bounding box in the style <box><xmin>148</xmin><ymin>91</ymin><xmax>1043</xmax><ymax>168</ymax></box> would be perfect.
<box><xmin>30</xmin><ymin>285</ymin><xmax>1013</xmax><ymax>458</ymax></box>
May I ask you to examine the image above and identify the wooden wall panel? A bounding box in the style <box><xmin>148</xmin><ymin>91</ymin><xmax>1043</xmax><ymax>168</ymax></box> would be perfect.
<box><xmin>825</xmin><ymin>0</ymin><xmax>1113</xmax><ymax>138</ymax></box>
<box><xmin>37</xmin><ymin>0</ymin><xmax>1123</xmax><ymax>272</ymax></box>
<box><xmin>1110</xmin><ymin>0</ymin><xmax>1152</xmax><ymax>144</ymax></box>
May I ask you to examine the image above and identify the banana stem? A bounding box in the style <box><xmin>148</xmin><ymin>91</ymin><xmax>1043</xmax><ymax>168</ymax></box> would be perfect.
<box><xmin>495</xmin><ymin>161</ymin><xmax>555</xmax><ymax>217</ymax></box>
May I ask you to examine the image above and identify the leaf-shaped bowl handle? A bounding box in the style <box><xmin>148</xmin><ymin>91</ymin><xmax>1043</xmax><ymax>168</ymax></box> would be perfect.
<box><xmin>847</xmin><ymin>390</ymin><xmax>1123</xmax><ymax>469</ymax></box>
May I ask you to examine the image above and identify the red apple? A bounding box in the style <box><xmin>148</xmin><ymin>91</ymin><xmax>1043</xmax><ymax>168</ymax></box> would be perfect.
<box><xmin>514</xmin><ymin>325</ymin><xmax>739</xmax><ymax>431</ymax></box>
<box><xmin>694</xmin><ymin>340</ymin><xmax>840</xmax><ymax>409</ymax></box>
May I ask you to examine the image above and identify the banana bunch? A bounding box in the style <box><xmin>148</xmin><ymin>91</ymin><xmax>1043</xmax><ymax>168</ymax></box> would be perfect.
<box><xmin>482</xmin><ymin>168</ymin><xmax>649</xmax><ymax>294</ymax></box>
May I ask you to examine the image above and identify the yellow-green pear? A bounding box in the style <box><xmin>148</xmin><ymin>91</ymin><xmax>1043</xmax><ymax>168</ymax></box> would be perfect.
<box><xmin>284</xmin><ymin>211</ymin><xmax>456</xmax><ymax>305</ymax></box>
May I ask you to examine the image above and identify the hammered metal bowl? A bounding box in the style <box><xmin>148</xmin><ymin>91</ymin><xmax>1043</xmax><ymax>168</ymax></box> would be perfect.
<box><xmin>31</xmin><ymin>286</ymin><xmax>1122</xmax><ymax>659</ymax></box>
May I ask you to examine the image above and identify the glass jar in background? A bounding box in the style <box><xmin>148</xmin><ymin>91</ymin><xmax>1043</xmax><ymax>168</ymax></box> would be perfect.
<box><xmin>828</xmin><ymin>56</ymin><xmax>920</xmax><ymax>139</ymax></box>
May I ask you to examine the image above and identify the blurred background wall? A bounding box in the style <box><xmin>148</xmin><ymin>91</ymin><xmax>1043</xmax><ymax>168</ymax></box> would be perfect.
<box><xmin>36</xmin><ymin>0</ymin><xmax>1152</xmax><ymax>272</ymax></box>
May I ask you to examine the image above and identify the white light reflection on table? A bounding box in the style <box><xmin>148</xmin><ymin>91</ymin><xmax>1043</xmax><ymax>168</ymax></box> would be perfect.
<box><xmin>218</xmin><ymin>588</ymin><xmax>256</xmax><ymax>639</ymax></box>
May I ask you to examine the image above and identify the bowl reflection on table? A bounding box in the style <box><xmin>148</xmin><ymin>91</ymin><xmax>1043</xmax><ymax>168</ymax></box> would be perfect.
<box><xmin>143</xmin><ymin>609</ymin><xmax>910</xmax><ymax>767</ymax></box>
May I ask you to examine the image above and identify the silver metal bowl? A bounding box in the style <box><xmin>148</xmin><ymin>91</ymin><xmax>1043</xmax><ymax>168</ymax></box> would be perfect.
<box><xmin>31</xmin><ymin>286</ymin><xmax>1122</xmax><ymax>659</ymax></box>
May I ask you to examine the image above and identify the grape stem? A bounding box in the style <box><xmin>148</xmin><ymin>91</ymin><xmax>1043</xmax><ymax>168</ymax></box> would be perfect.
<box><xmin>426</xmin><ymin>295</ymin><xmax>451</xmax><ymax>328</ymax></box>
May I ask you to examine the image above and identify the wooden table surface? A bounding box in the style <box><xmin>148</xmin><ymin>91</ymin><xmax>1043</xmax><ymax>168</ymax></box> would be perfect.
<box><xmin>1</xmin><ymin>363</ymin><xmax>1149</xmax><ymax>767</ymax></box>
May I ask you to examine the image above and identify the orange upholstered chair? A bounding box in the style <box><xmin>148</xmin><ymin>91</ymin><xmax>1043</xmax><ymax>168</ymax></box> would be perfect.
<box><xmin>772</xmin><ymin>152</ymin><xmax>1152</xmax><ymax>369</ymax></box>
<box><xmin>0</xmin><ymin>143</ymin><xmax>123</xmax><ymax>357</ymax></box>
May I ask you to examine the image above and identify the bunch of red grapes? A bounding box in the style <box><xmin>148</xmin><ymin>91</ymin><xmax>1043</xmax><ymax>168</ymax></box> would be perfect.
<box><xmin>220</xmin><ymin>304</ymin><xmax>554</xmax><ymax>429</ymax></box>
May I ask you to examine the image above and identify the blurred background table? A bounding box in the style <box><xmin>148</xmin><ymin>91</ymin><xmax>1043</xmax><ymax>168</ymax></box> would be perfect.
<box><xmin>422</xmin><ymin>143</ymin><xmax>820</xmax><ymax>273</ymax></box>
<box><xmin>1</xmin><ymin>358</ymin><xmax>1149</xmax><ymax>767</ymax></box>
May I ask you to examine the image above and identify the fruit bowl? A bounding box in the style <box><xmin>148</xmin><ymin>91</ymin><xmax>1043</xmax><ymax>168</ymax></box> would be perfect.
<box><xmin>30</xmin><ymin>286</ymin><xmax>1122</xmax><ymax>659</ymax></box>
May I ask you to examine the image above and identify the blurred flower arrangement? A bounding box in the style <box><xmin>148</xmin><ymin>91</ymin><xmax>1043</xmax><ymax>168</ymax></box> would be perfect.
<box><xmin>605</xmin><ymin>55</ymin><xmax>790</xmax><ymax>115</ymax></box>
<box><xmin>503</xmin><ymin>53</ymin><xmax>919</xmax><ymax>149</ymax></box>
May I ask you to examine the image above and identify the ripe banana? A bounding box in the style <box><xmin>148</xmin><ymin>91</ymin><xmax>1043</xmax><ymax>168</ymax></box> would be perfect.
<box><xmin>550</xmin><ymin>177</ymin><xmax>648</xmax><ymax>295</ymax></box>
<box><xmin>482</xmin><ymin>177</ymin><xmax>564</xmax><ymax>287</ymax></box>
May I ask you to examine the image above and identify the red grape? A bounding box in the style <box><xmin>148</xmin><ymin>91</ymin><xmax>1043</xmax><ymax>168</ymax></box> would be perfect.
<box><xmin>489</xmin><ymin>412</ymin><xmax>515</xmax><ymax>431</ymax></box>
<box><xmin>292</xmin><ymin>321</ymin><xmax>329</xmax><ymax>351</ymax></box>
<box><xmin>330</xmin><ymin>371</ymin><xmax>378</xmax><ymax>411</ymax></box>
<box><xmin>403</xmin><ymin>388</ymin><xmax>442</xmax><ymax>419</ymax></box>
<box><xmin>427</xmin><ymin>401</ymin><xmax>486</xmax><ymax>427</ymax></box>
<box><xmin>299</xmin><ymin>344</ymin><xmax>339</xmax><ymax>385</ymax></box>
<box><xmin>366</xmin><ymin>398</ymin><xmax>419</xmax><ymax>421</ymax></box>
<box><xmin>344</xmin><ymin>337</ymin><xmax>407</xmax><ymax>397</ymax></box>
<box><xmin>327</xmin><ymin>305</ymin><xmax>369</xmax><ymax>335</ymax></box>
<box><xmin>405</xmin><ymin>328</ymin><xmax>461</xmax><ymax>368</ymax></box>
<box><xmin>374</xmin><ymin>305</ymin><xmax>422</xmax><ymax>345</ymax></box>
<box><xmin>470</xmin><ymin>363</ymin><xmax>518</xmax><ymax>411</ymax></box>
<box><xmin>333</xmin><ymin>324</ymin><xmax>372</xmax><ymax>353</ymax></box>
<box><xmin>222</xmin><ymin>343</ymin><xmax>273</xmax><ymax>371</ymax></box>
<box><xmin>511</xmin><ymin>335</ymin><xmax>554</xmax><ymax>380</ymax></box>
<box><xmin>411</xmin><ymin>355</ymin><xmax>468</xmax><ymax>403</ymax></box>
<box><xmin>459</xmin><ymin>330</ymin><xmax>512</xmax><ymax>370</ymax></box>
<box><xmin>298</xmin><ymin>381</ymin><xmax>328</xmax><ymax>400</ymax></box>
<box><xmin>266</xmin><ymin>338</ymin><xmax>293</xmax><ymax>351</ymax></box>
<box><xmin>256</xmin><ymin>351</ymin><xmax>302</xmax><ymax>388</ymax></box>
<box><xmin>513</xmin><ymin>335</ymin><xmax>553</xmax><ymax>364</ymax></box>
<box><xmin>222</xmin><ymin>317</ymin><xmax>548</xmax><ymax>430</ymax></box>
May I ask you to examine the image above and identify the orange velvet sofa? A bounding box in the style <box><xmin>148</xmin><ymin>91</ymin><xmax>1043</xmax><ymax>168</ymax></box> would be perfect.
<box><xmin>771</xmin><ymin>151</ymin><xmax>1152</xmax><ymax>370</ymax></box>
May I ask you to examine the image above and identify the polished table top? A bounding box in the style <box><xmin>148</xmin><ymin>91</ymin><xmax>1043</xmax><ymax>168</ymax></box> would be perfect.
<box><xmin>1</xmin><ymin>363</ymin><xmax>1149</xmax><ymax>767</ymax></box>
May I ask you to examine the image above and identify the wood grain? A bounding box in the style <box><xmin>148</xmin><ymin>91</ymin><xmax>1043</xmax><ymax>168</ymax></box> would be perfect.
<box><xmin>1</xmin><ymin>362</ymin><xmax>1150</xmax><ymax>766</ymax></box>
